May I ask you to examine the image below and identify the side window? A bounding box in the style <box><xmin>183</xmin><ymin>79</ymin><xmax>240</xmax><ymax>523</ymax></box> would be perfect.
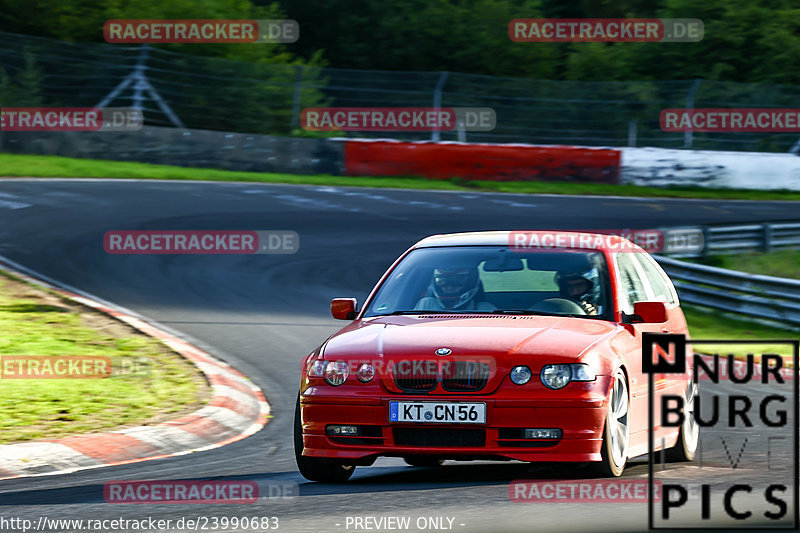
<box><xmin>615</xmin><ymin>254</ymin><xmax>649</xmax><ymax>314</ymax></box>
<box><xmin>634</xmin><ymin>253</ymin><xmax>677</xmax><ymax>305</ymax></box>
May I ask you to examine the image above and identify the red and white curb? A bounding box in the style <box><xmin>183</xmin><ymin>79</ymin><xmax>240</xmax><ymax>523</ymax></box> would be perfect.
<box><xmin>0</xmin><ymin>256</ymin><xmax>270</xmax><ymax>480</ymax></box>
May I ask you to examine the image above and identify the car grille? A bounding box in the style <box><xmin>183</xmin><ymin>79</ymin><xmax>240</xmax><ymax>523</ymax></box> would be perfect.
<box><xmin>442</xmin><ymin>362</ymin><xmax>491</xmax><ymax>392</ymax></box>
<box><xmin>393</xmin><ymin>376</ymin><xmax>438</xmax><ymax>392</ymax></box>
<box><xmin>392</xmin><ymin>361</ymin><xmax>490</xmax><ymax>392</ymax></box>
<box><xmin>393</xmin><ymin>428</ymin><xmax>485</xmax><ymax>447</ymax></box>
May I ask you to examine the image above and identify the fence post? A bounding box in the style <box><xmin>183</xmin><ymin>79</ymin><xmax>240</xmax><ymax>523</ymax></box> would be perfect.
<box><xmin>432</xmin><ymin>71</ymin><xmax>449</xmax><ymax>142</ymax></box>
<box><xmin>131</xmin><ymin>44</ymin><xmax>149</xmax><ymax>114</ymax></box>
<box><xmin>763</xmin><ymin>223</ymin><xmax>772</xmax><ymax>253</ymax></box>
<box><xmin>701</xmin><ymin>226</ymin><xmax>711</xmax><ymax>257</ymax></box>
<box><xmin>291</xmin><ymin>65</ymin><xmax>304</xmax><ymax>130</ymax></box>
<box><xmin>628</xmin><ymin>120</ymin><xmax>637</xmax><ymax>147</ymax></box>
<box><xmin>683</xmin><ymin>79</ymin><xmax>702</xmax><ymax>149</ymax></box>
<box><xmin>96</xmin><ymin>44</ymin><xmax>184</xmax><ymax>128</ymax></box>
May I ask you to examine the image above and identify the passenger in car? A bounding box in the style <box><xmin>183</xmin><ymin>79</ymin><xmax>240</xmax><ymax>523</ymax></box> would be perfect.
<box><xmin>554</xmin><ymin>267</ymin><xmax>601</xmax><ymax>315</ymax></box>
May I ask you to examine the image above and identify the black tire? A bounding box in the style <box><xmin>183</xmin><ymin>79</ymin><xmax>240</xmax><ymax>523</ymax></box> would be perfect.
<box><xmin>666</xmin><ymin>381</ymin><xmax>699</xmax><ymax>462</ymax></box>
<box><xmin>589</xmin><ymin>369</ymin><xmax>629</xmax><ymax>477</ymax></box>
<box><xmin>403</xmin><ymin>457</ymin><xmax>445</xmax><ymax>467</ymax></box>
<box><xmin>294</xmin><ymin>394</ymin><xmax>355</xmax><ymax>483</ymax></box>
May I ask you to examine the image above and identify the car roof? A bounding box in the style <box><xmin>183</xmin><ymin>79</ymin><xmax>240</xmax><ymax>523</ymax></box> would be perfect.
<box><xmin>413</xmin><ymin>230</ymin><xmax>640</xmax><ymax>252</ymax></box>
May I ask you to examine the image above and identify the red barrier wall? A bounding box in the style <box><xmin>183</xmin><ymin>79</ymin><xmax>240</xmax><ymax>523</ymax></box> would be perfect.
<box><xmin>343</xmin><ymin>141</ymin><xmax>621</xmax><ymax>184</ymax></box>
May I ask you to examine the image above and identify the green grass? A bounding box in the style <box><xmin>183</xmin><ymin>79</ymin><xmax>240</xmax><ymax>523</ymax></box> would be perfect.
<box><xmin>4</xmin><ymin>153</ymin><xmax>800</xmax><ymax>200</ymax></box>
<box><xmin>0</xmin><ymin>270</ymin><xmax>208</xmax><ymax>444</ymax></box>
<box><xmin>684</xmin><ymin>250</ymin><xmax>799</xmax><ymax>358</ymax></box>
<box><xmin>695</xmin><ymin>250</ymin><xmax>800</xmax><ymax>279</ymax></box>
<box><xmin>683</xmin><ymin>305</ymin><xmax>797</xmax><ymax>359</ymax></box>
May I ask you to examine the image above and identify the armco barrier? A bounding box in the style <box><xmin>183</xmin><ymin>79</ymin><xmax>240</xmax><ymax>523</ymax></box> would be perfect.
<box><xmin>656</xmin><ymin>255</ymin><xmax>800</xmax><ymax>327</ymax></box>
<box><xmin>342</xmin><ymin>140</ymin><xmax>621</xmax><ymax>183</ymax></box>
<box><xmin>656</xmin><ymin>219</ymin><xmax>800</xmax><ymax>328</ymax></box>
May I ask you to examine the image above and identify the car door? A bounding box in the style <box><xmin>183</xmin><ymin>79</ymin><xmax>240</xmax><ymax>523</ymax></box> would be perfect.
<box><xmin>613</xmin><ymin>252</ymin><xmax>672</xmax><ymax>444</ymax></box>
<box><xmin>632</xmin><ymin>252</ymin><xmax>690</xmax><ymax>420</ymax></box>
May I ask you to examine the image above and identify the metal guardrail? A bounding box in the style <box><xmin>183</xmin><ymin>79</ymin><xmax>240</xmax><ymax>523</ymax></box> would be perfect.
<box><xmin>651</xmin><ymin>219</ymin><xmax>800</xmax><ymax>327</ymax></box>
<box><xmin>700</xmin><ymin>222</ymin><xmax>800</xmax><ymax>255</ymax></box>
<box><xmin>655</xmin><ymin>256</ymin><xmax>800</xmax><ymax>327</ymax></box>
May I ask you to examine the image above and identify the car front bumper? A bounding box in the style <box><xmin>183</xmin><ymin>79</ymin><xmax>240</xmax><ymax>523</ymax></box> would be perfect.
<box><xmin>300</xmin><ymin>377</ymin><xmax>611</xmax><ymax>463</ymax></box>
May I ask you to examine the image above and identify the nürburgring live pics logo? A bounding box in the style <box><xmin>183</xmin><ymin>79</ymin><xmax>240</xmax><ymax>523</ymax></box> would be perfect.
<box><xmin>644</xmin><ymin>333</ymin><xmax>798</xmax><ymax>529</ymax></box>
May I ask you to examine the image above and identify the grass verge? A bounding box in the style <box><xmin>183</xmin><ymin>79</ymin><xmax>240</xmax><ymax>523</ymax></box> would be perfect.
<box><xmin>694</xmin><ymin>250</ymin><xmax>800</xmax><ymax>279</ymax></box>
<box><xmin>3</xmin><ymin>153</ymin><xmax>800</xmax><ymax>201</ymax></box>
<box><xmin>683</xmin><ymin>304</ymin><xmax>797</xmax><ymax>359</ymax></box>
<box><xmin>0</xmin><ymin>270</ymin><xmax>209</xmax><ymax>444</ymax></box>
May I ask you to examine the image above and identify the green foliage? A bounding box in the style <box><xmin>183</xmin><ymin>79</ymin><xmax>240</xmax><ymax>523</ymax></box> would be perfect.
<box><xmin>0</xmin><ymin>50</ymin><xmax>43</xmax><ymax>107</ymax></box>
<box><xmin>3</xmin><ymin>0</ymin><xmax>800</xmax><ymax>83</ymax></box>
<box><xmin>277</xmin><ymin>0</ymin><xmax>800</xmax><ymax>84</ymax></box>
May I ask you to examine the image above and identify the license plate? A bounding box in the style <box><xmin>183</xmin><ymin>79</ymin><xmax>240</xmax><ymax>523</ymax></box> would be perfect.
<box><xmin>389</xmin><ymin>401</ymin><xmax>486</xmax><ymax>424</ymax></box>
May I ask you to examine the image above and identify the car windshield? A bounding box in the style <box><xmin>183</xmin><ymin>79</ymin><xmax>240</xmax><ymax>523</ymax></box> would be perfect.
<box><xmin>363</xmin><ymin>246</ymin><xmax>612</xmax><ymax>320</ymax></box>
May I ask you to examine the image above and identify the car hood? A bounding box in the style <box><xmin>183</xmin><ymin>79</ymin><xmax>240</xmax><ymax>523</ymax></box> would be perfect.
<box><xmin>322</xmin><ymin>314</ymin><xmax>619</xmax><ymax>362</ymax></box>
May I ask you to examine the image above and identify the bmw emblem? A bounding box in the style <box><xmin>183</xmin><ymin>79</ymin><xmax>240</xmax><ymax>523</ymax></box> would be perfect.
<box><xmin>424</xmin><ymin>411</ymin><xmax>433</xmax><ymax>420</ymax></box>
<box><xmin>435</xmin><ymin>347</ymin><xmax>452</xmax><ymax>356</ymax></box>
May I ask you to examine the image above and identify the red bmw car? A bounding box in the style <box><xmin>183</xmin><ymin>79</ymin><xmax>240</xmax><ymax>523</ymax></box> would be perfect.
<box><xmin>295</xmin><ymin>231</ymin><xmax>698</xmax><ymax>482</ymax></box>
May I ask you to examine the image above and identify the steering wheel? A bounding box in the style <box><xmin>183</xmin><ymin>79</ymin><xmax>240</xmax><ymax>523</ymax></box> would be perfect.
<box><xmin>529</xmin><ymin>298</ymin><xmax>587</xmax><ymax>315</ymax></box>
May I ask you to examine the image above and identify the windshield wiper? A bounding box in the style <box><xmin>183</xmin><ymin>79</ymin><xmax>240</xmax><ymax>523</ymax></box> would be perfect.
<box><xmin>378</xmin><ymin>310</ymin><xmax>483</xmax><ymax>316</ymax></box>
<box><xmin>489</xmin><ymin>309</ymin><xmax>584</xmax><ymax>318</ymax></box>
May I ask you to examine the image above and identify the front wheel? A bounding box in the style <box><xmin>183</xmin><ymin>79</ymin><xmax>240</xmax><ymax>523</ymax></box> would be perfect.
<box><xmin>294</xmin><ymin>394</ymin><xmax>355</xmax><ymax>482</ymax></box>
<box><xmin>666</xmin><ymin>380</ymin><xmax>699</xmax><ymax>462</ymax></box>
<box><xmin>591</xmin><ymin>369</ymin><xmax>630</xmax><ymax>477</ymax></box>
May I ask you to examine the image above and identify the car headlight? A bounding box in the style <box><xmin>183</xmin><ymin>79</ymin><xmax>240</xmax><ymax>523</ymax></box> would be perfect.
<box><xmin>324</xmin><ymin>361</ymin><xmax>350</xmax><ymax>386</ymax></box>
<box><xmin>308</xmin><ymin>359</ymin><xmax>326</xmax><ymax>377</ymax></box>
<box><xmin>510</xmin><ymin>365</ymin><xmax>532</xmax><ymax>385</ymax></box>
<box><xmin>540</xmin><ymin>363</ymin><xmax>596</xmax><ymax>390</ymax></box>
<box><xmin>357</xmin><ymin>363</ymin><xmax>375</xmax><ymax>383</ymax></box>
<box><xmin>541</xmin><ymin>364</ymin><xmax>572</xmax><ymax>389</ymax></box>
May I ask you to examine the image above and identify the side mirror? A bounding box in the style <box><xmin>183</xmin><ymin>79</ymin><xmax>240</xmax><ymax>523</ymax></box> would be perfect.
<box><xmin>331</xmin><ymin>298</ymin><xmax>357</xmax><ymax>320</ymax></box>
<box><xmin>628</xmin><ymin>301</ymin><xmax>668</xmax><ymax>324</ymax></box>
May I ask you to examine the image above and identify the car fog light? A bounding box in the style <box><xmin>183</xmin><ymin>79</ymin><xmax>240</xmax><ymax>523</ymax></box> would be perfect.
<box><xmin>524</xmin><ymin>428</ymin><xmax>562</xmax><ymax>439</ymax></box>
<box><xmin>324</xmin><ymin>361</ymin><xmax>350</xmax><ymax>386</ymax></box>
<box><xmin>357</xmin><ymin>363</ymin><xmax>375</xmax><ymax>383</ymax></box>
<box><xmin>510</xmin><ymin>365</ymin><xmax>532</xmax><ymax>385</ymax></box>
<box><xmin>326</xmin><ymin>425</ymin><xmax>359</xmax><ymax>436</ymax></box>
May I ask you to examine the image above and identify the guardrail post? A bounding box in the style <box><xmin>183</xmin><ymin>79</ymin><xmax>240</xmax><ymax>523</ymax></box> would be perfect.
<box><xmin>628</xmin><ymin>120</ymin><xmax>637</xmax><ymax>147</ymax></box>
<box><xmin>683</xmin><ymin>79</ymin><xmax>702</xmax><ymax>149</ymax></box>
<box><xmin>762</xmin><ymin>223</ymin><xmax>772</xmax><ymax>253</ymax></box>
<box><xmin>701</xmin><ymin>227</ymin><xmax>711</xmax><ymax>257</ymax></box>
<box><xmin>291</xmin><ymin>65</ymin><xmax>305</xmax><ymax>131</ymax></box>
<box><xmin>431</xmin><ymin>71</ymin><xmax>450</xmax><ymax>142</ymax></box>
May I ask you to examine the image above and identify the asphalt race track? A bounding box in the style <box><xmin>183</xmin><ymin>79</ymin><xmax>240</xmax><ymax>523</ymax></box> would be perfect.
<box><xmin>0</xmin><ymin>179</ymin><xmax>798</xmax><ymax>532</ymax></box>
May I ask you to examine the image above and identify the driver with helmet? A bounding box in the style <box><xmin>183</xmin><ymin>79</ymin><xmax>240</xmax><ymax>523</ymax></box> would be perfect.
<box><xmin>415</xmin><ymin>266</ymin><xmax>496</xmax><ymax>311</ymax></box>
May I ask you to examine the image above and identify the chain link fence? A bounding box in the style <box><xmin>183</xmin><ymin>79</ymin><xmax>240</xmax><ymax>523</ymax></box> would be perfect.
<box><xmin>3</xmin><ymin>29</ymin><xmax>800</xmax><ymax>152</ymax></box>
